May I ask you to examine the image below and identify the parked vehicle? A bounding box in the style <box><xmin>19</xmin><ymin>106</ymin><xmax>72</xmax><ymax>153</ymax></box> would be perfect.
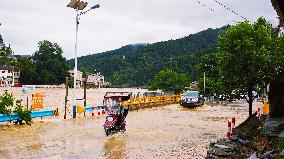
<box><xmin>103</xmin><ymin>92</ymin><xmax>131</xmax><ymax>136</ymax></box>
<box><xmin>180</xmin><ymin>91</ymin><xmax>204</xmax><ymax>107</ymax></box>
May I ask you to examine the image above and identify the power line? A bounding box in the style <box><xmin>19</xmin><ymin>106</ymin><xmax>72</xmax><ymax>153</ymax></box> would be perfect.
<box><xmin>212</xmin><ymin>0</ymin><xmax>250</xmax><ymax>22</ymax></box>
<box><xmin>196</xmin><ymin>0</ymin><xmax>215</xmax><ymax>12</ymax></box>
<box><xmin>195</xmin><ymin>0</ymin><xmax>238</xmax><ymax>24</ymax></box>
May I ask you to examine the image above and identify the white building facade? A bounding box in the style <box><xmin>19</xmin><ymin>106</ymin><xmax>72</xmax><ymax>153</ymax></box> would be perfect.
<box><xmin>87</xmin><ymin>73</ymin><xmax>105</xmax><ymax>88</ymax></box>
<box><xmin>0</xmin><ymin>66</ymin><xmax>19</xmax><ymax>87</ymax></box>
<box><xmin>69</xmin><ymin>69</ymin><xmax>83</xmax><ymax>88</ymax></box>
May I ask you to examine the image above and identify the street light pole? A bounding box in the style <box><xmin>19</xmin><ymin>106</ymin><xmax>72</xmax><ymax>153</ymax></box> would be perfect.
<box><xmin>73</xmin><ymin>9</ymin><xmax>79</xmax><ymax>118</ymax></box>
<box><xmin>67</xmin><ymin>0</ymin><xmax>100</xmax><ymax>118</ymax></box>
<box><xmin>203</xmin><ymin>72</ymin><xmax>206</xmax><ymax>96</ymax></box>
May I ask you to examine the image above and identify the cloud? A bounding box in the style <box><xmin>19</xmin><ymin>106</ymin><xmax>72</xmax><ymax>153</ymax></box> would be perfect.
<box><xmin>0</xmin><ymin>0</ymin><xmax>279</xmax><ymax>59</ymax></box>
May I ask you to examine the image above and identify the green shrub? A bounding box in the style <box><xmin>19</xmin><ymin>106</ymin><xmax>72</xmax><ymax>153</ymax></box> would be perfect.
<box><xmin>0</xmin><ymin>90</ymin><xmax>14</xmax><ymax>115</ymax></box>
<box><xmin>0</xmin><ymin>91</ymin><xmax>32</xmax><ymax>125</ymax></box>
<box><xmin>14</xmin><ymin>100</ymin><xmax>32</xmax><ymax>125</ymax></box>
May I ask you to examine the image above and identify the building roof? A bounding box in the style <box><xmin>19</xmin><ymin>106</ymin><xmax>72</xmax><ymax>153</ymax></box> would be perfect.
<box><xmin>0</xmin><ymin>66</ymin><xmax>13</xmax><ymax>70</ymax></box>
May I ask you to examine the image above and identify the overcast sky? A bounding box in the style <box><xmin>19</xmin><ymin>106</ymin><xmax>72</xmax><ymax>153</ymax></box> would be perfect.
<box><xmin>0</xmin><ymin>0</ymin><xmax>279</xmax><ymax>59</ymax></box>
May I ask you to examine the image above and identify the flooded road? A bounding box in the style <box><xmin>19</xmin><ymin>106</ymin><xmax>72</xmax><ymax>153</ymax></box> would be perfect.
<box><xmin>0</xmin><ymin>102</ymin><xmax>259</xmax><ymax>159</ymax></box>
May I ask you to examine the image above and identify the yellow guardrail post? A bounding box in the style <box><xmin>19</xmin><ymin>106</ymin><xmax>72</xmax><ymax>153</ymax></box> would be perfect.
<box><xmin>130</xmin><ymin>98</ymin><xmax>134</xmax><ymax>110</ymax></box>
<box><xmin>137</xmin><ymin>97</ymin><xmax>141</xmax><ymax>109</ymax></box>
<box><xmin>143</xmin><ymin>96</ymin><xmax>147</xmax><ymax>107</ymax></box>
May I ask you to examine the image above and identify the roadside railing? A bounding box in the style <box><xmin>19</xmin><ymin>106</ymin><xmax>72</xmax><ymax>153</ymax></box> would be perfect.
<box><xmin>123</xmin><ymin>95</ymin><xmax>181</xmax><ymax>110</ymax></box>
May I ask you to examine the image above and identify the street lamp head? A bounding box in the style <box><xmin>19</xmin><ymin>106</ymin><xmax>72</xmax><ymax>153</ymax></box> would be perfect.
<box><xmin>91</xmin><ymin>4</ymin><xmax>100</xmax><ymax>10</ymax></box>
<box><xmin>67</xmin><ymin>0</ymin><xmax>88</xmax><ymax>10</ymax></box>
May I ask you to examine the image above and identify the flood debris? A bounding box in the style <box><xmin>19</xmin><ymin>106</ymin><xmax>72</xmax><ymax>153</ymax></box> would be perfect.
<box><xmin>263</xmin><ymin>116</ymin><xmax>284</xmax><ymax>137</ymax></box>
<box><xmin>206</xmin><ymin>112</ymin><xmax>283</xmax><ymax>159</ymax></box>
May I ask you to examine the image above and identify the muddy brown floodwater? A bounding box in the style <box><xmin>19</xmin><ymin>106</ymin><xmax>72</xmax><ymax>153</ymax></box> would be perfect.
<box><xmin>0</xmin><ymin>101</ymin><xmax>261</xmax><ymax>159</ymax></box>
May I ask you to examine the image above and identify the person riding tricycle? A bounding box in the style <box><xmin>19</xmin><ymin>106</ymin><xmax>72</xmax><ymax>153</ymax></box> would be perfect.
<box><xmin>103</xmin><ymin>92</ymin><xmax>130</xmax><ymax>136</ymax></box>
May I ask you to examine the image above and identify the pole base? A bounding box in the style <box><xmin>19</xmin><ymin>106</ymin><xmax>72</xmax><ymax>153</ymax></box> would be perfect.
<box><xmin>73</xmin><ymin>105</ymin><xmax>77</xmax><ymax>118</ymax></box>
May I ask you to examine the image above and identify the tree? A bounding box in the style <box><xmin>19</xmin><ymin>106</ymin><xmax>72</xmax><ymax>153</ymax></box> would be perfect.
<box><xmin>217</xmin><ymin>17</ymin><xmax>284</xmax><ymax>116</ymax></box>
<box><xmin>33</xmin><ymin>40</ymin><xmax>70</xmax><ymax>84</ymax></box>
<box><xmin>14</xmin><ymin>57</ymin><xmax>36</xmax><ymax>84</ymax></box>
<box><xmin>0</xmin><ymin>43</ymin><xmax>12</xmax><ymax>66</ymax></box>
<box><xmin>149</xmin><ymin>69</ymin><xmax>190</xmax><ymax>94</ymax></box>
<box><xmin>197</xmin><ymin>52</ymin><xmax>224</xmax><ymax>96</ymax></box>
<box><xmin>0</xmin><ymin>34</ymin><xmax>3</xmax><ymax>44</ymax></box>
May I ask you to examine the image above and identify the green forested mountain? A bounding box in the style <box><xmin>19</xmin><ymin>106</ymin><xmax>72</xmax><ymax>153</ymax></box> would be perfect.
<box><xmin>69</xmin><ymin>25</ymin><xmax>229</xmax><ymax>87</ymax></box>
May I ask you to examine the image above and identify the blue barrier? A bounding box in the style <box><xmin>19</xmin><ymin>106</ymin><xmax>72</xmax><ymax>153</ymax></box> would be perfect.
<box><xmin>0</xmin><ymin>109</ymin><xmax>54</xmax><ymax>122</ymax></box>
<box><xmin>0</xmin><ymin>113</ymin><xmax>20</xmax><ymax>122</ymax></box>
<box><xmin>84</xmin><ymin>106</ymin><xmax>105</xmax><ymax>112</ymax></box>
<box><xmin>30</xmin><ymin>110</ymin><xmax>54</xmax><ymax>118</ymax></box>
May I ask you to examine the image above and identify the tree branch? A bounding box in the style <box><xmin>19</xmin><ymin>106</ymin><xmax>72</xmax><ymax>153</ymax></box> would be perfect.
<box><xmin>244</xmin><ymin>95</ymin><xmax>249</xmax><ymax>103</ymax></box>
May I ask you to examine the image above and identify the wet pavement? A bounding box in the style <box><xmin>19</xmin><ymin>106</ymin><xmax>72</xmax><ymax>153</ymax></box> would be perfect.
<box><xmin>0</xmin><ymin>102</ymin><xmax>259</xmax><ymax>159</ymax></box>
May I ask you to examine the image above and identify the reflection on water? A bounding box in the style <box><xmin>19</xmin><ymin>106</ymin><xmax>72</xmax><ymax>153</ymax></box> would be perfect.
<box><xmin>104</xmin><ymin>137</ymin><xmax>126</xmax><ymax>159</ymax></box>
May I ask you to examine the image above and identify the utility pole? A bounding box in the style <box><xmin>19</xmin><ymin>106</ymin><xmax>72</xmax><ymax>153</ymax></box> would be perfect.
<box><xmin>203</xmin><ymin>72</ymin><xmax>206</xmax><ymax>96</ymax></box>
<box><xmin>67</xmin><ymin>0</ymin><xmax>100</xmax><ymax>118</ymax></box>
<box><xmin>64</xmin><ymin>77</ymin><xmax>69</xmax><ymax>119</ymax></box>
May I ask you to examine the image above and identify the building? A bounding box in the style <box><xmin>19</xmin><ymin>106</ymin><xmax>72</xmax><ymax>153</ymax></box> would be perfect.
<box><xmin>13</xmin><ymin>68</ymin><xmax>20</xmax><ymax>85</ymax></box>
<box><xmin>190</xmin><ymin>81</ymin><xmax>198</xmax><ymax>91</ymax></box>
<box><xmin>69</xmin><ymin>69</ymin><xmax>83</xmax><ymax>88</ymax></box>
<box><xmin>272</xmin><ymin>0</ymin><xmax>284</xmax><ymax>37</ymax></box>
<box><xmin>86</xmin><ymin>73</ymin><xmax>105</xmax><ymax>88</ymax></box>
<box><xmin>269</xmin><ymin>0</ymin><xmax>284</xmax><ymax>117</ymax></box>
<box><xmin>0</xmin><ymin>66</ymin><xmax>20</xmax><ymax>87</ymax></box>
<box><xmin>68</xmin><ymin>69</ymin><xmax>106</xmax><ymax>88</ymax></box>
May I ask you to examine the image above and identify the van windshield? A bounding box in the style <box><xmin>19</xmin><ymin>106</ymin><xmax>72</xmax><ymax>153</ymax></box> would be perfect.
<box><xmin>185</xmin><ymin>91</ymin><xmax>198</xmax><ymax>97</ymax></box>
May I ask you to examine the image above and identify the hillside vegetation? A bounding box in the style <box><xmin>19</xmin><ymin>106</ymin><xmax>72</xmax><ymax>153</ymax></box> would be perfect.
<box><xmin>69</xmin><ymin>26</ymin><xmax>229</xmax><ymax>87</ymax></box>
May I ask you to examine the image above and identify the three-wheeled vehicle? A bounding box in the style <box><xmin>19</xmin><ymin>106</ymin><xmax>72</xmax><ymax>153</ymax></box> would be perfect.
<box><xmin>103</xmin><ymin>92</ymin><xmax>131</xmax><ymax>136</ymax></box>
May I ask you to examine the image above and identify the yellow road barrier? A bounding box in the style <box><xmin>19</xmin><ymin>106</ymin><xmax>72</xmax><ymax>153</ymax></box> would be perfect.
<box><xmin>122</xmin><ymin>95</ymin><xmax>181</xmax><ymax>110</ymax></box>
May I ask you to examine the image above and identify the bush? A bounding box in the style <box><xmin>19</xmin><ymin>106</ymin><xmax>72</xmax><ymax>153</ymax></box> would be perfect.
<box><xmin>0</xmin><ymin>90</ymin><xmax>14</xmax><ymax>115</ymax></box>
<box><xmin>14</xmin><ymin>100</ymin><xmax>32</xmax><ymax>125</ymax></box>
<box><xmin>0</xmin><ymin>91</ymin><xmax>32</xmax><ymax>125</ymax></box>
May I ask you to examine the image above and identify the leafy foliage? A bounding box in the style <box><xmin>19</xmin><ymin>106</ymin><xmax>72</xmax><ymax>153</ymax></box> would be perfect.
<box><xmin>12</xmin><ymin>40</ymin><xmax>70</xmax><ymax>85</ymax></box>
<box><xmin>0</xmin><ymin>91</ymin><xmax>14</xmax><ymax>115</ymax></box>
<box><xmin>196</xmin><ymin>52</ymin><xmax>224</xmax><ymax>96</ymax></box>
<box><xmin>69</xmin><ymin>26</ymin><xmax>229</xmax><ymax>87</ymax></box>
<box><xmin>149</xmin><ymin>69</ymin><xmax>190</xmax><ymax>94</ymax></box>
<box><xmin>0</xmin><ymin>91</ymin><xmax>32</xmax><ymax>125</ymax></box>
<box><xmin>14</xmin><ymin>100</ymin><xmax>31</xmax><ymax>125</ymax></box>
<box><xmin>32</xmin><ymin>40</ymin><xmax>70</xmax><ymax>85</ymax></box>
<box><xmin>14</xmin><ymin>57</ymin><xmax>37</xmax><ymax>84</ymax></box>
<box><xmin>0</xmin><ymin>39</ymin><xmax>13</xmax><ymax>66</ymax></box>
<box><xmin>216</xmin><ymin>17</ymin><xmax>284</xmax><ymax>115</ymax></box>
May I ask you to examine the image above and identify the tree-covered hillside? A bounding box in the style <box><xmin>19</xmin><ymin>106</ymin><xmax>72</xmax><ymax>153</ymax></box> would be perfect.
<box><xmin>69</xmin><ymin>26</ymin><xmax>229</xmax><ymax>87</ymax></box>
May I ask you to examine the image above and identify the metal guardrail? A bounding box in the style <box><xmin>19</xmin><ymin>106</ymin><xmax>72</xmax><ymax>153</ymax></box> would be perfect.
<box><xmin>81</xmin><ymin>95</ymin><xmax>180</xmax><ymax>113</ymax></box>
<box><xmin>0</xmin><ymin>109</ymin><xmax>55</xmax><ymax>122</ymax></box>
<box><xmin>123</xmin><ymin>95</ymin><xmax>181</xmax><ymax>110</ymax></box>
<box><xmin>84</xmin><ymin>106</ymin><xmax>104</xmax><ymax>112</ymax></box>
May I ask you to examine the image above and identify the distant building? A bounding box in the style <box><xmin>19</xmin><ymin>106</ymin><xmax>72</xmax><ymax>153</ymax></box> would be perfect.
<box><xmin>0</xmin><ymin>66</ymin><xmax>20</xmax><ymax>87</ymax></box>
<box><xmin>13</xmin><ymin>69</ymin><xmax>20</xmax><ymax>85</ymax></box>
<box><xmin>69</xmin><ymin>69</ymin><xmax>83</xmax><ymax>88</ymax></box>
<box><xmin>86</xmin><ymin>73</ymin><xmax>105</xmax><ymax>88</ymax></box>
<box><xmin>190</xmin><ymin>81</ymin><xmax>198</xmax><ymax>91</ymax></box>
<box><xmin>8</xmin><ymin>54</ymin><xmax>32</xmax><ymax>63</ymax></box>
<box><xmin>68</xmin><ymin>69</ymin><xmax>107</xmax><ymax>88</ymax></box>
